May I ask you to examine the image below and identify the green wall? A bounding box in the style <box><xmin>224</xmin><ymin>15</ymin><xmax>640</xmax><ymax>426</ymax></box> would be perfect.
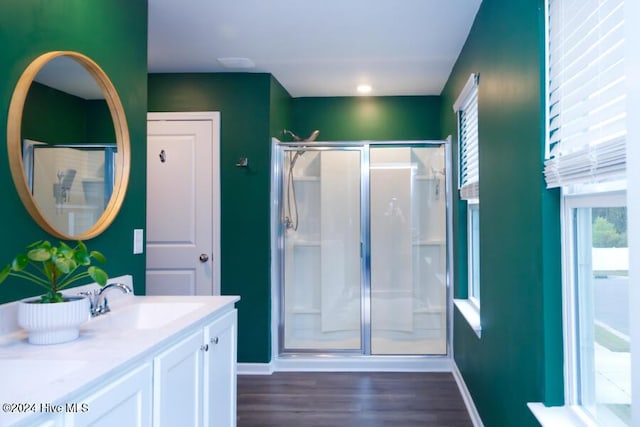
<box><xmin>292</xmin><ymin>96</ymin><xmax>441</xmax><ymax>141</ymax></box>
<box><xmin>22</xmin><ymin>82</ymin><xmax>115</xmax><ymax>144</ymax></box>
<box><xmin>0</xmin><ymin>0</ymin><xmax>148</xmax><ymax>302</ymax></box>
<box><xmin>148</xmin><ymin>73</ymin><xmax>276</xmax><ymax>363</ymax></box>
<box><xmin>148</xmin><ymin>74</ymin><xmax>442</xmax><ymax>363</ymax></box>
<box><xmin>22</xmin><ymin>82</ymin><xmax>86</xmax><ymax>143</ymax></box>
<box><xmin>86</xmin><ymin>100</ymin><xmax>117</xmax><ymax>143</ymax></box>
<box><xmin>440</xmin><ymin>1</ymin><xmax>563</xmax><ymax>425</ymax></box>
<box><xmin>270</xmin><ymin>77</ymin><xmax>293</xmax><ymax>138</ymax></box>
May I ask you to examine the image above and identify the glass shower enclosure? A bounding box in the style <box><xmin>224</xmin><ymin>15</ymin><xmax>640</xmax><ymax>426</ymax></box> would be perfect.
<box><xmin>273</xmin><ymin>141</ymin><xmax>449</xmax><ymax>356</ymax></box>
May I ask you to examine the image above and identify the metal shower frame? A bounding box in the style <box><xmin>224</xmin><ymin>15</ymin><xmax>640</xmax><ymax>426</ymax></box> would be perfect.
<box><xmin>270</xmin><ymin>139</ymin><xmax>455</xmax><ymax>359</ymax></box>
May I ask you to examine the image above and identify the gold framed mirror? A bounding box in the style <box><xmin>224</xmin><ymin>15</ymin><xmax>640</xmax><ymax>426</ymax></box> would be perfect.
<box><xmin>7</xmin><ymin>51</ymin><xmax>130</xmax><ymax>239</ymax></box>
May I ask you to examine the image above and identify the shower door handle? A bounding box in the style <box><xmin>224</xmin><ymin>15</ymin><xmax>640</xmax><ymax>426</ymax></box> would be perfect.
<box><xmin>199</xmin><ymin>253</ymin><xmax>209</xmax><ymax>263</ymax></box>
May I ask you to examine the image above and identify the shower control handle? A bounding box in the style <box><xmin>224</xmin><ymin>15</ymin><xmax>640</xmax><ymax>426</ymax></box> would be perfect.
<box><xmin>199</xmin><ymin>253</ymin><xmax>209</xmax><ymax>263</ymax></box>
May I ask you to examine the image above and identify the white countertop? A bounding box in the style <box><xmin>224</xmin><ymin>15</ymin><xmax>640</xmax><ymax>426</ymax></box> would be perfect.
<box><xmin>0</xmin><ymin>276</ymin><xmax>239</xmax><ymax>427</ymax></box>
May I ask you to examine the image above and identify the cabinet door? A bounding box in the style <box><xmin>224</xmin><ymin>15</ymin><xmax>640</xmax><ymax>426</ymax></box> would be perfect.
<box><xmin>203</xmin><ymin>310</ymin><xmax>237</xmax><ymax>427</ymax></box>
<box><xmin>154</xmin><ymin>329</ymin><xmax>204</xmax><ymax>427</ymax></box>
<box><xmin>69</xmin><ymin>363</ymin><xmax>152</xmax><ymax>427</ymax></box>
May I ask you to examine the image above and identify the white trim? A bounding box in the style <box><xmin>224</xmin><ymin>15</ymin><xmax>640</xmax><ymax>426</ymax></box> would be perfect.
<box><xmin>270</xmin><ymin>138</ymin><xmax>282</xmax><ymax>363</ymax></box>
<box><xmin>560</xmin><ymin>191</ymin><xmax>578</xmax><ymax>401</ymax></box>
<box><xmin>625</xmin><ymin>0</ymin><xmax>640</xmax><ymax>424</ymax></box>
<box><xmin>453</xmin><ymin>73</ymin><xmax>479</xmax><ymax>113</ymax></box>
<box><xmin>237</xmin><ymin>362</ymin><xmax>275</xmax><ymax>375</ymax></box>
<box><xmin>454</xmin><ymin>299</ymin><xmax>482</xmax><ymax>338</ymax></box>
<box><xmin>466</xmin><ymin>201</ymin><xmax>480</xmax><ymax>307</ymax></box>
<box><xmin>272</xmin><ymin>355</ymin><xmax>453</xmax><ymax>372</ymax></box>
<box><xmin>239</xmin><ymin>357</ymin><xmax>454</xmax><ymax>374</ymax></box>
<box><xmin>452</xmin><ymin>361</ymin><xmax>484</xmax><ymax>427</ymax></box>
<box><xmin>527</xmin><ymin>403</ymin><xmax>600</xmax><ymax>427</ymax></box>
<box><xmin>146</xmin><ymin>111</ymin><xmax>221</xmax><ymax>296</ymax></box>
<box><xmin>561</xmin><ymin>191</ymin><xmax>627</xmax><ymax>407</ymax></box>
<box><xmin>445</xmin><ymin>136</ymin><xmax>456</xmax><ymax>360</ymax></box>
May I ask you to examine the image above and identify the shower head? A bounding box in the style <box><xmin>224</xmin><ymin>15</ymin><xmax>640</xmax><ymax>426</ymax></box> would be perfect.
<box><xmin>305</xmin><ymin>130</ymin><xmax>320</xmax><ymax>142</ymax></box>
<box><xmin>286</xmin><ymin>129</ymin><xmax>321</xmax><ymax>170</ymax></box>
<box><xmin>283</xmin><ymin>129</ymin><xmax>301</xmax><ymax>141</ymax></box>
<box><xmin>283</xmin><ymin>129</ymin><xmax>320</xmax><ymax>142</ymax></box>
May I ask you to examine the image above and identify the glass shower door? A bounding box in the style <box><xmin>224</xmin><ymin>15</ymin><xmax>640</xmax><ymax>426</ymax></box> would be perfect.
<box><xmin>282</xmin><ymin>148</ymin><xmax>362</xmax><ymax>351</ymax></box>
<box><xmin>369</xmin><ymin>146</ymin><xmax>447</xmax><ymax>355</ymax></box>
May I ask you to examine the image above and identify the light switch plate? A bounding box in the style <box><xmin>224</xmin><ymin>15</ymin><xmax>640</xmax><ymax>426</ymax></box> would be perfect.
<box><xmin>133</xmin><ymin>229</ymin><xmax>144</xmax><ymax>254</ymax></box>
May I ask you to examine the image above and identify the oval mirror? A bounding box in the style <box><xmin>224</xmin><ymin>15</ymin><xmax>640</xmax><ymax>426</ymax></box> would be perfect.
<box><xmin>7</xmin><ymin>51</ymin><xmax>130</xmax><ymax>239</ymax></box>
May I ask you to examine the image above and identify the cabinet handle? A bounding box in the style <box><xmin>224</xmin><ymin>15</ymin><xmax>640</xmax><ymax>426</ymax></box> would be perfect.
<box><xmin>210</xmin><ymin>336</ymin><xmax>219</xmax><ymax>344</ymax></box>
<box><xmin>200</xmin><ymin>344</ymin><xmax>209</xmax><ymax>352</ymax></box>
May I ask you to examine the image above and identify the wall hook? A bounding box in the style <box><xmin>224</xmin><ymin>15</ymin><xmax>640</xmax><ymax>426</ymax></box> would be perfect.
<box><xmin>159</xmin><ymin>149</ymin><xmax>166</xmax><ymax>163</ymax></box>
<box><xmin>235</xmin><ymin>157</ymin><xmax>249</xmax><ymax>168</ymax></box>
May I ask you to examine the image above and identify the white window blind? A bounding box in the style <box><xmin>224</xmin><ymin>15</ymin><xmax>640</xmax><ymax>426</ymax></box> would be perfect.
<box><xmin>454</xmin><ymin>74</ymin><xmax>479</xmax><ymax>200</ymax></box>
<box><xmin>544</xmin><ymin>0</ymin><xmax>626</xmax><ymax>188</ymax></box>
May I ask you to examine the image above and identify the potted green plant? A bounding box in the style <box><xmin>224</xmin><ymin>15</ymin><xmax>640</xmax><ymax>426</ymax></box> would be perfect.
<box><xmin>0</xmin><ymin>240</ymin><xmax>108</xmax><ymax>344</ymax></box>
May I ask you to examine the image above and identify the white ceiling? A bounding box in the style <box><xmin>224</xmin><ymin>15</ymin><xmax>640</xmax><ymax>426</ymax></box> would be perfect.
<box><xmin>35</xmin><ymin>56</ymin><xmax>104</xmax><ymax>100</ymax></box>
<box><xmin>148</xmin><ymin>0</ymin><xmax>482</xmax><ymax>98</ymax></box>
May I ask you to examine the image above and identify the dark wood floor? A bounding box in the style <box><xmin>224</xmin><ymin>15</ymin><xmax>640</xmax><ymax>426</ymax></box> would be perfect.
<box><xmin>237</xmin><ymin>372</ymin><xmax>473</xmax><ymax>427</ymax></box>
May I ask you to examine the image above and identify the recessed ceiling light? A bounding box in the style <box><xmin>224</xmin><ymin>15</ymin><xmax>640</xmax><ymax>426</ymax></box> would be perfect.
<box><xmin>357</xmin><ymin>84</ymin><xmax>372</xmax><ymax>94</ymax></box>
<box><xmin>217</xmin><ymin>57</ymin><xmax>255</xmax><ymax>69</ymax></box>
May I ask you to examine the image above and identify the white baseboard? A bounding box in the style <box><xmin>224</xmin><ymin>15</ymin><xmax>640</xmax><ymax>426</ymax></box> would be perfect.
<box><xmin>238</xmin><ymin>356</ymin><xmax>453</xmax><ymax>374</ymax></box>
<box><xmin>452</xmin><ymin>361</ymin><xmax>484</xmax><ymax>427</ymax></box>
<box><xmin>237</xmin><ymin>362</ymin><xmax>275</xmax><ymax>375</ymax></box>
<box><xmin>273</xmin><ymin>355</ymin><xmax>453</xmax><ymax>372</ymax></box>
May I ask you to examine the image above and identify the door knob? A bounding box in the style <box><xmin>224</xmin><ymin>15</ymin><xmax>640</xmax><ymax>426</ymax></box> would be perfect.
<box><xmin>199</xmin><ymin>253</ymin><xmax>209</xmax><ymax>263</ymax></box>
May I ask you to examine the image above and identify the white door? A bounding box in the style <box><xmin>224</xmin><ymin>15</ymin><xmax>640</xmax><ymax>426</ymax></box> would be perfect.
<box><xmin>146</xmin><ymin>112</ymin><xmax>220</xmax><ymax>295</ymax></box>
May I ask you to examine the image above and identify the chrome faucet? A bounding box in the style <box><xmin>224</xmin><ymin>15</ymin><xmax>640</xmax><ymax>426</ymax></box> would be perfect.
<box><xmin>81</xmin><ymin>283</ymin><xmax>133</xmax><ymax>316</ymax></box>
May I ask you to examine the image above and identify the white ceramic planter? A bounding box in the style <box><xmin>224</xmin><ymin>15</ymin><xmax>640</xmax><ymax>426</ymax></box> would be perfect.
<box><xmin>18</xmin><ymin>296</ymin><xmax>90</xmax><ymax>345</ymax></box>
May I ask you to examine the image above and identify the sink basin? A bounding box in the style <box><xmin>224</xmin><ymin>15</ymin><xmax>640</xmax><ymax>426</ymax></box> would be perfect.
<box><xmin>87</xmin><ymin>302</ymin><xmax>205</xmax><ymax>330</ymax></box>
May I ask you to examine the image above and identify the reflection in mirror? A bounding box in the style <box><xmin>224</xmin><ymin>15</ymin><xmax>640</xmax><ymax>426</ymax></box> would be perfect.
<box><xmin>20</xmin><ymin>56</ymin><xmax>117</xmax><ymax>237</ymax></box>
<box><xmin>7</xmin><ymin>51</ymin><xmax>130</xmax><ymax>240</ymax></box>
<box><xmin>22</xmin><ymin>141</ymin><xmax>116</xmax><ymax>236</ymax></box>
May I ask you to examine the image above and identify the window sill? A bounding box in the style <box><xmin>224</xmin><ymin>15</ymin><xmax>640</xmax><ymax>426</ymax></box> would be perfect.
<box><xmin>453</xmin><ymin>299</ymin><xmax>481</xmax><ymax>338</ymax></box>
<box><xmin>527</xmin><ymin>403</ymin><xmax>600</xmax><ymax>427</ymax></box>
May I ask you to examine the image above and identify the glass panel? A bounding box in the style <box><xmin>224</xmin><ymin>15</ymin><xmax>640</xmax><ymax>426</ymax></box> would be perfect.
<box><xmin>370</xmin><ymin>146</ymin><xmax>447</xmax><ymax>355</ymax></box>
<box><xmin>282</xmin><ymin>148</ymin><xmax>362</xmax><ymax>350</ymax></box>
<box><xmin>468</xmin><ymin>203</ymin><xmax>480</xmax><ymax>302</ymax></box>
<box><xmin>575</xmin><ymin>206</ymin><xmax>630</xmax><ymax>425</ymax></box>
<box><xmin>30</xmin><ymin>145</ymin><xmax>115</xmax><ymax>236</ymax></box>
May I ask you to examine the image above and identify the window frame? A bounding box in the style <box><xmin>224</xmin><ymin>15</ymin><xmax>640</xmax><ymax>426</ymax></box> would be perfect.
<box><xmin>531</xmin><ymin>0</ymin><xmax>639</xmax><ymax>424</ymax></box>
<box><xmin>452</xmin><ymin>73</ymin><xmax>482</xmax><ymax>337</ymax></box>
<box><xmin>467</xmin><ymin>200</ymin><xmax>480</xmax><ymax>308</ymax></box>
<box><xmin>561</xmin><ymin>189</ymin><xmax>628</xmax><ymax>424</ymax></box>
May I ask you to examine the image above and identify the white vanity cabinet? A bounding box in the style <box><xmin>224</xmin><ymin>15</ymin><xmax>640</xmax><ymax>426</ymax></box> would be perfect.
<box><xmin>153</xmin><ymin>309</ymin><xmax>238</xmax><ymax>427</ymax></box>
<box><xmin>203</xmin><ymin>310</ymin><xmax>237</xmax><ymax>427</ymax></box>
<box><xmin>153</xmin><ymin>329</ymin><xmax>205</xmax><ymax>426</ymax></box>
<box><xmin>0</xmin><ymin>294</ymin><xmax>239</xmax><ymax>427</ymax></box>
<box><xmin>70</xmin><ymin>363</ymin><xmax>153</xmax><ymax>427</ymax></box>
